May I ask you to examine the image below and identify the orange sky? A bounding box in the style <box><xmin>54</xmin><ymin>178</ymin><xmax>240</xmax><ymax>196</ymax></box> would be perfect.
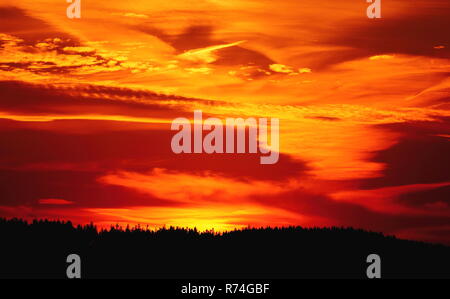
<box><xmin>0</xmin><ymin>0</ymin><xmax>449</xmax><ymax>244</ymax></box>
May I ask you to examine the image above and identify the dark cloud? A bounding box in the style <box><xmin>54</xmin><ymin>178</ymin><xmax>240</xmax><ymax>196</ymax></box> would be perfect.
<box><xmin>360</xmin><ymin>119</ymin><xmax>450</xmax><ymax>189</ymax></box>
<box><xmin>0</xmin><ymin>6</ymin><xmax>79</xmax><ymax>46</ymax></box>
<box><xmin>0</xmin><ymin>169</ymin><xmax>174</xmax><ymax>209</ymax></box>
<box><xmin>0</xmin><ymin>118</ymin><xmax>308</xmax><ymax>181</ymax></box>
<box><xmin>0</xmin><ymin>80</ymin><xmax>211</xmax><ymax>118</ymax></box>
<box><xmin>135</xmin><ymin>25</ymin><xmax>275</xmax><ymax>69</ymax></box>
<box><xmin>305</xmin><ymin>116</ymin><xmax>342</xmax><ymax>122</ymax></box>
<box><xmin>296</xmin><ymin>1</ymin><xmax>450</xmax><ymax>69</ymax></box>
<box><xmin>398</xmin><ymin>185</ymin><xmax>450</xmax><ymax>208</ymax></box>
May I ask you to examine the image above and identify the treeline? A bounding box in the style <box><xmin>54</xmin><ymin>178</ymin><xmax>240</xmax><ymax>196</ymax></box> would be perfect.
<box><xmin>0</xmin><ymin>218</ymin><xmax>449</xmax><ymax>279</ymax></box>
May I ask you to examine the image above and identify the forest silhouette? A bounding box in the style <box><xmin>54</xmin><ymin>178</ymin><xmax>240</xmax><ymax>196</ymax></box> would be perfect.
<box><xmin>1</xmin><ymin>218</ymin><xmax>449</xmax><ymax>279</ymax></box>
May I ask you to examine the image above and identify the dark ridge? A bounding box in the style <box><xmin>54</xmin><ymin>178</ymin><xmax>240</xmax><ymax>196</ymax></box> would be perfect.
<box><xmin>0</xmin><ymin>218</ymin><xmax>449</xmax><ymax>279</ymax></box>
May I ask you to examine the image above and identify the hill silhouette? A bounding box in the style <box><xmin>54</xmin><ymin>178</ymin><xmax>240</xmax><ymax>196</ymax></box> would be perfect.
<box><xmin>1</xmin><ymin>218</ymin><xmax>449</xmax><ymax>279</ymax></box>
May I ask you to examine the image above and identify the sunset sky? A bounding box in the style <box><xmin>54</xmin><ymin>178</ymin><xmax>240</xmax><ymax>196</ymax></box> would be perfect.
<box><xmin>0</xmin><ymin>0</ymin><xmax>449</xmax><ymax>244</ymax></box>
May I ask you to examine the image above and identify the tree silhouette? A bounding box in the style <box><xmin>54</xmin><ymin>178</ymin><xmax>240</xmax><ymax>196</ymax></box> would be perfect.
<box><xmin>0</xmin><ymin>218</ymin><xmax>449</xmax><ymax>278</ymax></box>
